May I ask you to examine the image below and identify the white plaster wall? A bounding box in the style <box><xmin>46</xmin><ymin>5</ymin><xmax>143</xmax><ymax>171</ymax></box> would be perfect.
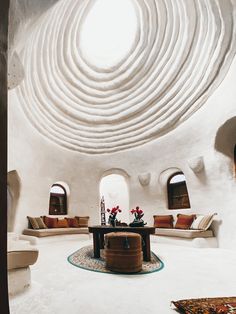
<box><xmin>8</xmin><ymin>0</ymin><xmax>236</xmax><ymax>249</ymax></box>
<box><xmin>8</xmin><ymin>56</ymin><xmax>236</xmax><ymax>248</ymax></box>
<box><xmin>100</xmin><ymin>174</ymin><xmax>130</xmax><ymax>223</ymax></box>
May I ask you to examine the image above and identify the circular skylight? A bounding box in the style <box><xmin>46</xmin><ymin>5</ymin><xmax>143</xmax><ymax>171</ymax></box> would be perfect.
<box><xmin>79</xmin><ymin>0</ymin><xmax>137</xmax><ymax>69</ymax></box>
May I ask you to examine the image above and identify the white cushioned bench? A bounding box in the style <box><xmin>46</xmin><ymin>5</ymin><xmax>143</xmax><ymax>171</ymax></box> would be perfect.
<box><xmin>21</xmin><ymin>227</ymin><xmax>90</xmax><ymax>245</ymax></box>
<box><xmin>22</xmin><ymin>227</ymin><xmax>89</xmax><ymax>237</ymax></box>
<box><xmin>152</xmin><ymin>228</ymin><xmax>217</xmax><ymax>248</ymax></box>
<box><xmin>155</xmin><ymin>228</ymin><xmax>213</xmax><ymax>238</ymax></box>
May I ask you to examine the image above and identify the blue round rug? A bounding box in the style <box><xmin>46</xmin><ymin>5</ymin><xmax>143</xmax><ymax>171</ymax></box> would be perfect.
<box><xmin>68</xmin><ymin>245</ymin><xmax>164</xmax><ymax>275</ymax></box>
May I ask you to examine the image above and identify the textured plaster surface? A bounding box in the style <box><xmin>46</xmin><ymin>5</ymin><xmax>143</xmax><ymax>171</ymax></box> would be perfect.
<box><xmin>9</xmin><ymin>237</ymin><xmax>236</xmax><ymax>314</ymax></box>
<box><xmin>8</xmin><ymin>0</ymin><xmax>236</xmax><ymax>249</ymax></box>
<box><xmin>15</xmin><ymin>0</ymin><xmax>236</xmax><ymax>154</ymax></box>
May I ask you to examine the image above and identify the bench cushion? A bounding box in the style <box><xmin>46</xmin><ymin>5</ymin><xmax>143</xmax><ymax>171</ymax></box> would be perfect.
<box><xmin>155</xmin><ymin>228</ymin><xmax>213</xmax><ymax>238</ymax></box>
<box><xmin>22</xmin><ymin>227</ymin><xmax>89</xmax><ymax>237</ymax></box>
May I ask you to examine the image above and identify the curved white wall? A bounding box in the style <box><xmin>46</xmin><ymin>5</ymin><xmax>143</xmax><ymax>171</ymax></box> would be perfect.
<box><xmin>8</xmin><ymin>0</ymin><xmax>236</xmax><ymax>249</ymax></box>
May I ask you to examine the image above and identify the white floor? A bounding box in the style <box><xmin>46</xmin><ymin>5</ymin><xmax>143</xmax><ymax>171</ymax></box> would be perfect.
<box><xmin>9</xmin><ymin>235</ymin><xmax>236</xmax><ymax>314</ymax></box>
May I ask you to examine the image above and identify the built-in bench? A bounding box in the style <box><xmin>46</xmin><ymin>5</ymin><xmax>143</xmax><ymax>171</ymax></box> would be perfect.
<box><xmin>152</xmin><ymin>213</ymin><xmax>218</xmax><ymax>248</ymax></box>
<box><xmin>8</xmin><ymin>232</ymin><xmax>39</xmax><ymax>295</ymax></box>
<box><xmin>22</xmin><ymin>227</ymin><xmax>90</xmax><ymax>245</ymax></box>
<box><xmin>23</xmin><ymin>227</ymin><xmax>89</xmax><ymax>237</ymax></box>
<box><xmin>155</xmin><ymin>228</ymin><xmax>213</xmax><ymax>238</ymax></box>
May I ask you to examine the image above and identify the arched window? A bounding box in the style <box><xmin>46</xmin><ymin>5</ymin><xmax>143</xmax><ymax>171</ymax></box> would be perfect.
<box><xmin>167</xmin><ymin>172</ymin><xmax>191</xmax><ymax>209</ymax></box>
<box><xmin>49</xmin><ymin>184</ymin><xmax>67</xmax><ymax>215</ymax></box>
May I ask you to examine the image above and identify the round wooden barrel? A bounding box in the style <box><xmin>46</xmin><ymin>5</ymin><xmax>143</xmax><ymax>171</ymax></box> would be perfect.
<box><xmin>104</xmin><ymin>232</ymin><xmax>143</xmax><ymax>273</ymax></box>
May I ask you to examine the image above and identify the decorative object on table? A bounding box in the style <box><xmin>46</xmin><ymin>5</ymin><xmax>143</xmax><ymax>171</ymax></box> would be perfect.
<box><xmin>129</xmin><ymin>206</ymin><xmax>147</xmax><ymax>227</ymax></box>
<box><xmin>67</xmin><ymin>245</ymin><xmax>164</xmax><ymax>275</ymax></box>
<box><xmin>171</xmin><ymin>297</ymin><xmax>236</xmax><ymax>314</ymax></box>
<box><xmin>116</xmin><ymin>221</ymin><xmax>128</xmax><ymax>227</ymax></box>
<box><xmin>107</xmin><ymin>206</ymin><xmax>122</xmax><ymax>227</ymax></box>
<box><xmin>138</xmin><ymin>172</ymin><xmax>151</xmax><ymax>186</ymax></box>
<box><xmin>100</xmin><ymin>196</ymin><xmax>106</xmax><ymax>225</ymax></box>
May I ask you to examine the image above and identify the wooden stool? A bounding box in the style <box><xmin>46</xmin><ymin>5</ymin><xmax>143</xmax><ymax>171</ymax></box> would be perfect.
<box><xmin>104</xmin><ymin>232</ymin><xmax>143</xmax><ymax>273</ymax></box>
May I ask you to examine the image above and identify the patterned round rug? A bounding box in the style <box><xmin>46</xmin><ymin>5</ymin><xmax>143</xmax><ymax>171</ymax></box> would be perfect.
<box><xmin>67</xmin><ymin>245</ymin><xmax>164</xmax><ymax>275</ymax></box>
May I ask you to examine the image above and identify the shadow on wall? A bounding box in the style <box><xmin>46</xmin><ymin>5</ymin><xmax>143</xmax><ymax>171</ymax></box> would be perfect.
<box><xmin>211</xmin><ymin>219</ymin><xmax>222</xmax><ymax>238</ymax></box>
<box><xmin>7</xmin><ymin>170</ymin><xmax>21</xmax><ymax>232</ymax></box>
<box><xmin>215</xmin><ymin>116</ymin><xmax>236</xmax><ymax>158</ymax></box>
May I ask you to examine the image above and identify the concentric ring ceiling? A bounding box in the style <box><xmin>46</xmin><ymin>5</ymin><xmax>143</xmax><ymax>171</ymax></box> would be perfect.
<box><xmin>17</xmin><ymin>0</ymin><xmax>236</xmax><ymax>154</ymax></box>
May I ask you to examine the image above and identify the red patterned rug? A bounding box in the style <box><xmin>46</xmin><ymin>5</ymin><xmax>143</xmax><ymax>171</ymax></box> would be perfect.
<box><xmin>172</xmin><ymin>297</ymin><xmax>236</xmax><ymax>314</ymax></box>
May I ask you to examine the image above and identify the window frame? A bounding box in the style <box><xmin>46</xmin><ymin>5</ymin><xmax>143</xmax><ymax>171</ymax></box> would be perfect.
<box><xmin>49</xmin><ymin>184</ymin><xmax>67</xmax><ymax>215</ymax></box>
<box><xmin>167</xmin><ymin>172</ymin><xmax>191</xmax><ymax>210</ymax></box>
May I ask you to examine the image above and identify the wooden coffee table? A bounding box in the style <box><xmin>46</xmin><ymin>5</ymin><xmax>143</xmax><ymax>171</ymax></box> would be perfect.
<box><xmin>88</xmin><ymin>225</ymin><xmax>155</xmax><ymax>261</ymax></box>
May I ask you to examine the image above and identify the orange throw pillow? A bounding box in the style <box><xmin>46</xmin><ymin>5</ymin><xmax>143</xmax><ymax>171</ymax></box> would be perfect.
<box><xmin>75</xmin><ymin>216</ymin><xmax>89</xmax><ymax>227</ymax></box>
<box><xmin>65</xmin><ymin>218</ymin><xmax>79</xmax><ymax>228</ymax></box>
<box><xmin>57</xmin><ymin>218</ymin><xmax>69</xmax><ymax>228</ymax></box>
<box><xmin>42</xmin><ymin>216</ymin><xmax>58</xmax><ymax>228</ymax></box>
<box><xmin>175</xmin><ymin>214</ymin><xmax>196</xmax><ymax>229</ymax></box>
<box><xmin>153</xmin><ymin>215</ymin><xmax>174</xmax><ymax>228</ymax></box>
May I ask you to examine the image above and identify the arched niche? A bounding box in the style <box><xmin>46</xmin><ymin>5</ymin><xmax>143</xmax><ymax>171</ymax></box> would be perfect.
<box><xmin>100</xmin><ymin>169</ymin><xmax>130</xmax><ymax>224</ymax></box>
<box><xmin>7</xmin><ymin>170</ymin><xmax>21</xmax><ymax>232</ymax></box>
<box><xmin>215</xmin><ymin>117</ymin><xmax>236</xmax><ymax>177</ymax></box>
<box><xmin>215</xmin><ymin>117</ymin><xmax>236</xmax><ymax>158</ymax></box>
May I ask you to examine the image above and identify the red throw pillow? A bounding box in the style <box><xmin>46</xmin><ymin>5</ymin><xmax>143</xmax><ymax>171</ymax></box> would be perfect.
<box><xmin>42</xmin><ymin>216</ymin><xmax>58</xmax><ymax>228</ymax></box>
<box><xmin>175</xmin><ymin>214</ymin><xmax>196</xmax><ymax>229</ymax></box>
<box><xmin>57</xmin><ymin>218</ymin><xmax>69</xmax><ymax>228</ymax></box>
<box><xmin>65</xmin><ymin>217</ymin><xmax>79</xmax><ymax>228</ymax></box>
<box><xmin>153</xmin><ymin>215</ymin><xmax>174</xmax><ymax>228</ymax></box>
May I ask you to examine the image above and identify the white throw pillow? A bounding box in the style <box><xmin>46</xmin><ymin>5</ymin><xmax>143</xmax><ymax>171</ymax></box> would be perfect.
<box><xmin>190</xmin><ymin>213</ymin><xmax>217</xmax><ymax>230</ymax></box>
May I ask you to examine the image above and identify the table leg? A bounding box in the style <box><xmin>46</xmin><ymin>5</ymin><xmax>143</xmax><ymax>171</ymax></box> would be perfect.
<box><xmin>93</xmin><ymin>233</ymin><xmax>100</xmax><ymax>258</ymax></box>
<box><xmin>142</xmin><ymin>234</ymin><xmax>151</xmax><ymax>262</ymax></box>
<box><xmin>100</xmin><ymin>233</ymin><xmax>105</xmax><ymax>249</ymax></box>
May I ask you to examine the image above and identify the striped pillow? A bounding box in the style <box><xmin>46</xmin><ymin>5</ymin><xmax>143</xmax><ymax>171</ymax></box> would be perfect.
<box><xmin>27</xmin><ymin>216</ymin><xmax>40</xmax><ymax>229</ymax></box>
<box><xmin>190</xmin><ymin>214</ymin><xmax>216</xmax><ymax>230</ymax></box>
<box><xmin>35</xmin><ymin>217</ymin><xmax>47</xmax><ymax>229</ymax></box>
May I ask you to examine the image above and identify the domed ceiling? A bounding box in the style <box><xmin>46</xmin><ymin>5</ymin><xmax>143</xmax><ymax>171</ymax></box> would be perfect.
<box><xmin>17</xmin><ymin>0</ymin><xmax>236</xmax><ymax>154</ymax></box>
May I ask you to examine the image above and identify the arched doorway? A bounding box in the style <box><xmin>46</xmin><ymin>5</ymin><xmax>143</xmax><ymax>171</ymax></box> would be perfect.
<box><xmin>100</xmin><ymin>174</ymin><xmax>130</xmax><ymax>224</ymax></box>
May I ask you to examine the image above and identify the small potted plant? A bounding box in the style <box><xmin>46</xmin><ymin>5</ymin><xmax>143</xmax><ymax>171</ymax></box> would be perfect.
<box><xmin>107</xmin><ymin>206</ymin><xmax>122</xmax><ymax>227</ymax></box>
<box><xmin>129</xmin><ymin>206</ymin><xmax>146</xmax><ymax>227</ymax></box>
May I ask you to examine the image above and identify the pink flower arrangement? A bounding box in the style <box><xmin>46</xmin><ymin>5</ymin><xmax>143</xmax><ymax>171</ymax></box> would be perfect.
<box><xmin>131</xmin><ymin>206</ymin><xmax>144</xmax><ymax>220</ymax></box>
<box><xmin>107</xmin><ymin>206</ymin><xmax>122</xmax><ymax>218</ymax></box>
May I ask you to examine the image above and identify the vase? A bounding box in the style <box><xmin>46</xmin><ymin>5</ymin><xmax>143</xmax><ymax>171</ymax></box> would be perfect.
<box><xmin>108</xmin><ymin>216</ymin><xmax>117</xmax><ymax>227</ymax></box>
